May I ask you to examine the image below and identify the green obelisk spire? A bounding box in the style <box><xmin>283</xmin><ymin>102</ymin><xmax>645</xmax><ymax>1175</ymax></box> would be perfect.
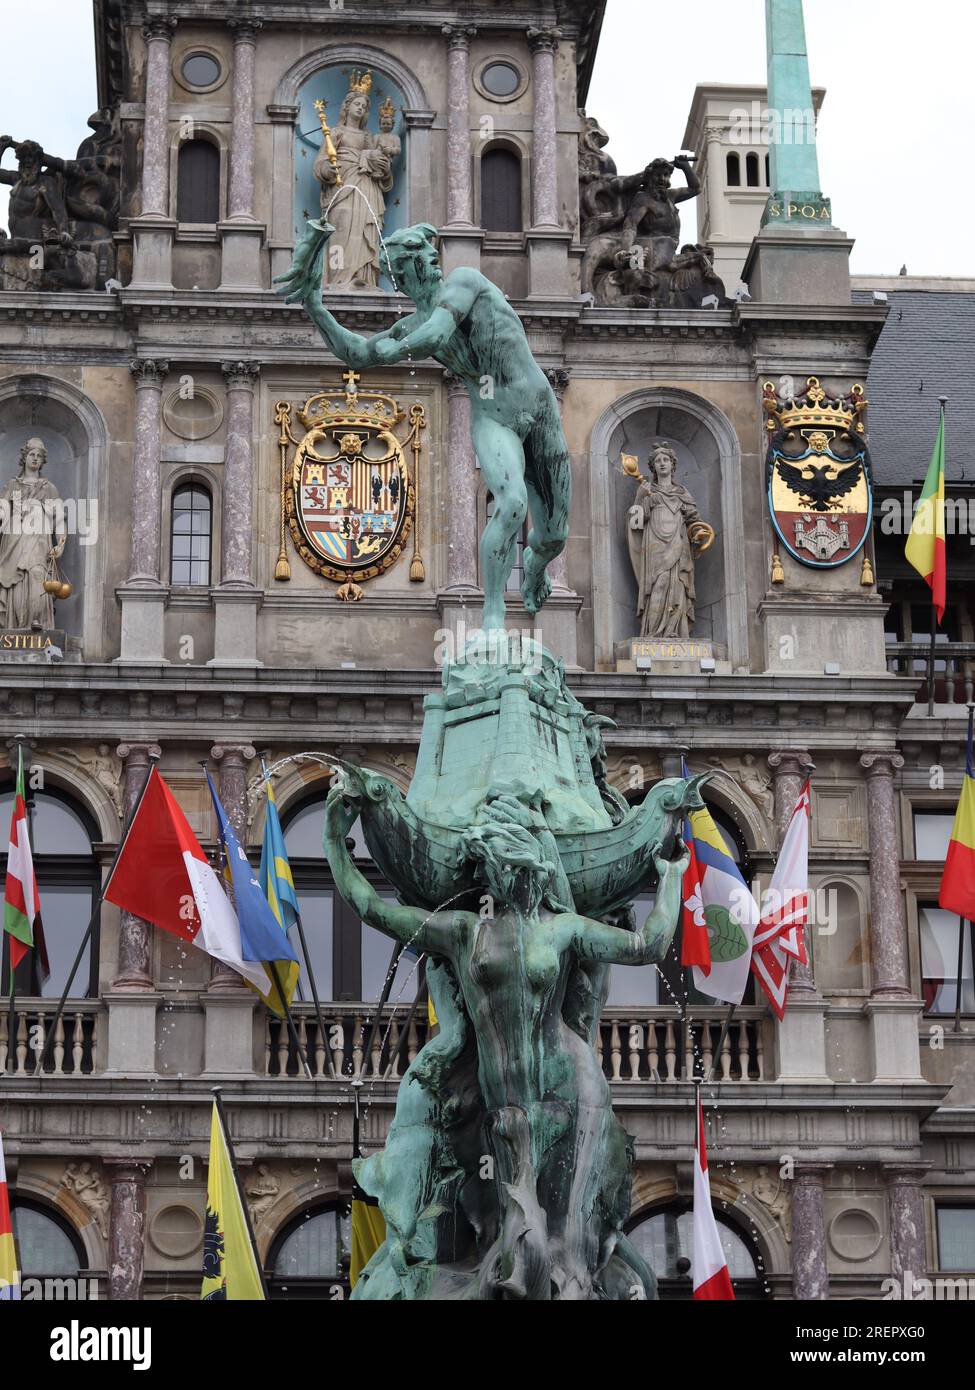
<box><xmin>762</xmin><ymin>0</ymin><xmax>831</xmax><ymax>228</ymax></box>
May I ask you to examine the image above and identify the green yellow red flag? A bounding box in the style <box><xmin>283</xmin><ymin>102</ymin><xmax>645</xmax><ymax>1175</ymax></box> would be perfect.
<box><xmin>939</xmin><ymin>709</ymin><xmax>975</xmax><ymax>923</ymax></box>
<box><xmin>201</xmin><ymin>1101</ymin><xmax>266</xmax><ymax>1300</ymax></box>
<box><xmin>905</xmin><ymin>406</ymin><xmax>947</xmax><ymax>623</ymax></box>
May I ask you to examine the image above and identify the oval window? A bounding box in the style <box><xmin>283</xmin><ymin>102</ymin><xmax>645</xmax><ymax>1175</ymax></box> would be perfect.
<box><xmin>181</xmin><ymin>52</ymin><xmax>221</xmax><ymax>89</ymax></box>
<box><xmin>481</xmin><ymin>62</ymin><xmax>520</xmax><ymax>98</ymax></box>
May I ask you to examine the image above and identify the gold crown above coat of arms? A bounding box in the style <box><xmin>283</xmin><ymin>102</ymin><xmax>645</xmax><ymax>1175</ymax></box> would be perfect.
<box><xmin>763</xmin><ymin>376</ymin><xmax>867</xmax><ymax>435</ymax></box>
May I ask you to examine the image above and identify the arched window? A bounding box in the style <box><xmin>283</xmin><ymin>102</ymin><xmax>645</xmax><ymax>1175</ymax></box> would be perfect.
<box><xmin>627</xmin><ymin>1203</ymin><xmax>767</xmax><ymax>1299</ymax></box>
<box><xmin>11</xmin><ymin>1199</ymin><xmax>87</xmax><ymax>1280</ymax></box>
<box><xmin>176</xmin><ymin>139</ymin><xmax>220</xmax><ymax>223</ymax></box>
<box><xmin>726</xmin><ymin>152</ymin><xmax>741</xmax><ymax>187</ymax></box>
<box><xmin>267</xmin><ymin>1203</ymin><xmax>350</xmax><ymax>1299</ymax></box>
<box><xmin>0</xmin><ymin>786</ymin><xmax>100</xmax><ymax>998</ymax></box>
<box><xmin>481</xmin><ymin>147</ymin><xmax>522</xmax><ymax>232</ymax></box>
<box><xmin>746</xmin><ymin>152</ymin><xmax>761</xmax><ymax>188</ymax></box>
<box><xmin>606</xmin><ymin>795</ymin><xmax>754</xmax><ymax>1008</ymax></box>
<box><xmin>170</xmin><ymin>484</ymin><xmax>212</xmax><ymax>586</ymax></box>
<box><xmin>281</xmin><ymin>792</ymin><xmax>418</xmax><ymax>1004</ymax></box>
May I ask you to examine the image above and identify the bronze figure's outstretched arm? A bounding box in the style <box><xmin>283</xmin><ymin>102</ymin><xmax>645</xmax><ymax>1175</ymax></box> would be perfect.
<box><xmin>323</xmin><ymin>787</ymin><xmax>463</xmax><ymax>957</ymax></box>
<box><xmin>567</xmin><ymin>839</ymin><xmax>691</xmax><ymax>967</ymax></box>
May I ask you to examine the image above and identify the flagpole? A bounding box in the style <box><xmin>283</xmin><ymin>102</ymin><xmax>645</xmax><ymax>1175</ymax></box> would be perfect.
<box><xmin>36</xmin><ymin>759</ymin><xmax>158</xmax><ymax>1075</ymax></box>
<box><xmin>211</xmin><ymin>1086</ymin><xmax>269</xmax><ymax>1299</ymax></box>
<box><xmin>927</xmin><ymin>396</ymin><xmax>948</xmax><ymax>717</ymax></box>
<box><xmin>705</xmin><ymin>1003</ymin><xmax>737</xmax><ymax>1085</ymax></box>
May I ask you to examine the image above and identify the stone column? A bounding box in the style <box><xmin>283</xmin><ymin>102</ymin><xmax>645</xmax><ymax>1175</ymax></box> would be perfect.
<box><xmin>768</xmin><ymin>748</ymin><xmax>828</xmax><ymax>1080</ymax></box>
<box><xmin>442</xmin><ymin>372</ymin><xmax>479</xmax><ymax>594</ymax></box>
<box><xmin>220</xmin><ymin>16</ymin><xmax>264</xmax><ymax>288</ymax></box>
<box><xmin>112</xmin><ymin>743</ymin><xmax>162</xmax><ymax>994</ymax></box>
<box><xmin>527</xmin><ymin>27</ymin><xmax>561</xmax><ymax>230</ymax></box>
<box><xmin>106</xmin><ymin>1160</ymin><xmax>152</xmax><ymax>1300</ymax></box>
<box><xmin>860</xmin><ymin>751</ymin><xmax>909</xmax><ymax>997</ymax></box>
<box><xmin>119</xmin><ymin>361</ymin><xmax>169</xmax><ymax>664</ymax></box>
<box><xmin>525</xmin><ymin>27</ymin><xmax>571</xmax><ymax>297</ymax></box>
<box><xmin>791</xmin><ymin>1164</ymin><xmax>832</xmax><ymax>1300</ymax></box>
<box><xmin>130</xmin><ymin>16</ymin><xmax>177</xmax><ymax>287</ymax></box>
<box><xmin>703</xmin><ymin>127</ymin><xmax>727</xmax><ymax>242</ymax></box>
<box><xmin>440</xmin><ymin>25</ymin><xmax>482</xmax><ymax>274</ymax></box>
<box><xmin>204</xmin><ymin>744</ymin><xmax>260</xmax><ymax>1076</ymax></box>
<box><xmin>544</xmin><ymin>369</ymin><xmax>571</xmax><ymax>593</ymax></box>
<box><xmin>884</xmin><ymin>1164</ymin><xmax>929</xmax><ymax>1292</ymax></box>
<box><xmin>210</xmin><ymin>362</ymin><xmax>262</xmax><ymax>667</ymax></box>
<box><xmin>860</xmin><ymin>751</ymin><xmax>922</xmax><ymax>1081</ymax></box>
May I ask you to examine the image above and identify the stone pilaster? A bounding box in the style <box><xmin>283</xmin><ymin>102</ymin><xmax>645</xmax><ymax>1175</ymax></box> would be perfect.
<box><xmin>791</xmin><ymin>1164</ymin><xmax>832</xmax><ymax>1300</ymax></box>
<box><xmin>267</xmin><ymin>102</ymin><xmax>299</xmax><ymax>280</ymax></box>
<box><xmin>130</xmin><ymin>16</ymin><xmax>177</xmax><ymax>288</ymax></box>
<box><xmin>442</xmin><ymin>372</ymin><xmax>479</xmax><ymax>595</ymax></box>
<box><xmin>440</xmin><ymin>25</ymin><xmax>482</xmax><ymax>273</ymax></box>
<box><xmin>220</xmin><ymin>16</ymin><xmax>264</xmax><ymax>287</ymax></box>
<box><xmin>106</xmin><ymin>1160</ymin><xmax>152</xmax><ymax>1300</ymax></box>
<box><xmin>768</xmin><ymin>748</ymin><xmax>828</xmax><ymax>1080</ymax></box>
<box><xmin>210</xmin><ymin>362</ymin><xmax>262</xmax><ymax>667</ymax></box>
<box><xmin>525</xmin><ymin>27</ymin><xmax>571</xmax><ymax>296</ymax></box>
<box><xmin>884</xmin><ymin>1164</ymin><xmax>930</xmax><ymax>1290</ymax></box>
<box><xmin>118</xmin><ymin>361</ymin><xmax>169</xmax><ymax>664</ymax></box>
<box><xmin>860</xmin><ymin>752</ymin><xmax>923</xmax><ymax>1081</ymax></box>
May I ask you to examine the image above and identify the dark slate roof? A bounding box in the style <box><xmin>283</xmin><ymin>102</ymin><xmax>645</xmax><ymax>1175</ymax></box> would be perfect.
<box><xmin>851</xmin><ymin>289</ymin><xmax>975</xmax><ymax>485</ymax></box>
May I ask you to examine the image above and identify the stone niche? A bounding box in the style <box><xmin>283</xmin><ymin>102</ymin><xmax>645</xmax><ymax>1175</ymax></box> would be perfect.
<box><xmin>0</xmin><ymin>379</ymin><xmax>100</xmax><ymax>658</ymax></box>
<box><xmin>590</xmin><ymin>388</ymin><xmax>747</xmax><ymax>673</ymax></box>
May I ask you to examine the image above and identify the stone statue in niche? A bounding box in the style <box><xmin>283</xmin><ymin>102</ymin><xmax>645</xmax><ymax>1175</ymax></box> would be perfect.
<box><xmin>577</xmin><ymin>120</ymin><xmax>729</xmax><ymax>310</ymax></box>
<box><xmin>625</xmin><ymin>443</ymin><xmax>714</xmax><ymax>640</ymax></box>
<box><xmin>0</xmin><ymin>438</ymin><xmax>68</xmax><ymax>630</ymax></box>
<box><xmin>314</xmin><ymin>71</ymin><xmax>399</xmax><ymax>291</ymax></box>
<box><xmin>0</xmin><ymin>109</ymin><xmax>121</xmax><ymax>291</ymax></box>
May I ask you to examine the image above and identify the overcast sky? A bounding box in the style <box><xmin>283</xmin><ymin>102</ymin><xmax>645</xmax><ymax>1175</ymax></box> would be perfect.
<box><xmin>0</xmin><ymin>0</ymin><xmax>965</xmax><ymax>278</ymax></box>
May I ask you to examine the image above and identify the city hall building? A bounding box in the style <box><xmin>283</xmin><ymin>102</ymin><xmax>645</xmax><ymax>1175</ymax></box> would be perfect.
<box><xmin>0</xmin><ymin>0</ymin><xmax>972</xmax><ymax>1300</ymax></box>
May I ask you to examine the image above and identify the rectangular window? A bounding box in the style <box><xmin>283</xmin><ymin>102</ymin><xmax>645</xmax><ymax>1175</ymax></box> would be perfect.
<box><xmin>291</xmin><ymin>886</ymin><xmax>333</xmax><ymax>1002</ymax></box>
<box><xmin>913</xmin><ymin>812</ymin><xmax>955</xmax><ymax>860</ymax></box>
<box><xmin>919</xmin><ymin>904</ymin><xmax>975</xmax><ymax>1014</ymax></box>
<box><xmin>937</xmin><ymin>1207</ymin><xmax>975</xmax><ymax>1271</ymax></box>
<box><xmin>608</xmin><ymin>895</ymin><xmax>660</xmax><ymax>1006</ymax></box>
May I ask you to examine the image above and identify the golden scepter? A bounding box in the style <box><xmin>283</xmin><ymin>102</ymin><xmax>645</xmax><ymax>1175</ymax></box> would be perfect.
<box><xmin>313</xmin><ymin>99</ymin><xmax>342</xmax><ymax>186</ymax></box>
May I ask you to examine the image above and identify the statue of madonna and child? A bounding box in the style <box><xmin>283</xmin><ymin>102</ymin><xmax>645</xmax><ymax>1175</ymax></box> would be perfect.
<box><xmin>275</xmin><ymin>210</ymin><xmax>709</xmax><ymax>1300</ymax></box>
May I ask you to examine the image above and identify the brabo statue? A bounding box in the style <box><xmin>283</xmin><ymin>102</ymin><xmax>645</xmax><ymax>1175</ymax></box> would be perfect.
<box><xmin>275</xmin><ymin>219</ymin><xmax>570</xmax><ymax>630</ymax></box>
<box><xmin>277</xmin><ymin>217</ymin><xmax>706</xmax><ymax>1299</ymax></box>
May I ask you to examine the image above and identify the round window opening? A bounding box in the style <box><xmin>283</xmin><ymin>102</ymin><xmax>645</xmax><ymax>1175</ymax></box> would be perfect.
<box><xmin>181</xmin><ymin>52</ymin><xmax>221</xmax><ymax>89</ymax></box>
<box><xmin>481</xmin><ymin>62</ymin><xmax>520</xmax><ymax>98</ymax></box>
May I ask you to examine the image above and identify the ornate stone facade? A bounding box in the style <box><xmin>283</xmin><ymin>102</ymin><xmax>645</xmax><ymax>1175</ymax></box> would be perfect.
<box><xmin>0</xmin><ymin>0</ymin><xmax>968</xmax><ymax>1303</ymax></box>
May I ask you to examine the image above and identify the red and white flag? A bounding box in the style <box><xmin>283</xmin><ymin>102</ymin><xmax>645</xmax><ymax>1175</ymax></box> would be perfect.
<box><xmin>751</xmin><ymin>779</ymin><xmax>810</xmax><ymax>1020</ymax></box>
<box><xmin>692</xmin><ymin>1091</ymin><xmax>734</xmax><ymax>1300</ymax></box>
<box><xmin>104</xmin><ymin>768</ymin><xmax>271</xmax><ymax>993</ymax></box>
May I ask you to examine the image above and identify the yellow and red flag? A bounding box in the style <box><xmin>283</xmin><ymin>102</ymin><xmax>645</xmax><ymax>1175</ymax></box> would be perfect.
<box><xmin>905</xmin><ymin>406</ymin><xmax>946</xmax><ymax>623</ymax></box>
<box><xmin>0</xmin><ymin>1129</ymin><xmax>20</xmax><ymax>1300</ymax></box>
<box><xmin>940</xmin><ymin>710</ymin><xmax>975</xmax><ymax>923</ymax></box>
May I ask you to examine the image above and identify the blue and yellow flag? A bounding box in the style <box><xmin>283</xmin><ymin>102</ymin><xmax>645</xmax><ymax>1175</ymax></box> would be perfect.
<box><xmin>201</xmin><ymin>1102</ymin><xmax>265</xmax><ymax>1301</ymax></box>
<box><xmin>258</xmin><ymin>777</ymin><xmax>302</xmax><ymax>1013</ymax></box>
<box><xmin>205</xmin><ymin>771</ymin><xmax>299</xmax><ymax>1018</ymax></box>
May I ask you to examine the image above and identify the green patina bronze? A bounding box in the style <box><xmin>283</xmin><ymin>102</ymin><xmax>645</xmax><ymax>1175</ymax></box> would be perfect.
<box><xmin>761</xmin><ymin>0</ymin><xmax>831</xmax><ymax>228</ymax></box>
<box><xmin>277</xmin><ymin>228</ymin><xmax>706</xmax><ymax>1300</ymax></box>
